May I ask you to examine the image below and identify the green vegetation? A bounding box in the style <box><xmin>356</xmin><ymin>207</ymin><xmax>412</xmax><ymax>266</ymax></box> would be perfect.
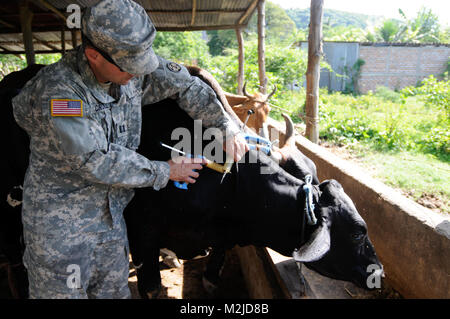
<box><xmin>267</xmin><ymin>78</ymin><xmax>449</xmax><ymax>213</ymax></box>
<box><xmin>0</xmin><ymin>53</ymin><xmax>61</xmax><ymax>80</ymax></box>
<box><xmin>287</xmin><ymin>6</ymin><xmax>449</xmax><ymax>44</ymax></box>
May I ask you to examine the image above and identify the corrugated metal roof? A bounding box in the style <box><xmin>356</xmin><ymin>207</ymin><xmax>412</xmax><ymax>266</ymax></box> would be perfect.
<box><xmin>0</xmin><ymin>0</ymin><xmax>260</xmax><ymax>54</ymax></box>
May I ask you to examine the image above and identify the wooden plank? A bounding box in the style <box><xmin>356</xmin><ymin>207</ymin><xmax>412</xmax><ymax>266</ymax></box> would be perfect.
<box><xmin>233</xmin><ymin>246</ymin><xmax>284</xmax><ymax>298</ymax></box>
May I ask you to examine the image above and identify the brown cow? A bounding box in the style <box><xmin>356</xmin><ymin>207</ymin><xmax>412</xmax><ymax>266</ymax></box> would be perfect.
<box><xmin>186</xmin><ymin>65</ymin><xmax>276</xmax><ymax>135</ymax></box>
<box><xmin>225</xmin><ymin>83</ymin><xmax>277</xmax><ymax>135</ymax></box>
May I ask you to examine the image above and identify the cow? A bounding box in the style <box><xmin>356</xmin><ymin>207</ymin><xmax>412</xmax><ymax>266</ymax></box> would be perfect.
<box><xmin>0</xmin><ymin>63</ymin><xmax>46</xmax><ymax>299</ymax></box>
<box><xmin>124</xmin><ymin>97</ymin><xmax>384</xmax><ymax>299</ymax></box>
<box><xmin>186</xmin><ymin>66</ymin><xmax>276</xmax><ymax>136</ymax></box>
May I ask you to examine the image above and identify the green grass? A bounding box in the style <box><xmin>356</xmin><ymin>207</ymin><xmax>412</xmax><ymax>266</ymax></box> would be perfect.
<box><xmin>269</xmin><ymin>87</ymin><xmax>450</xmax><ymax>215</ymax></box>
<box><xmin>354</xmin><ymin>148</ymin><xmax>449</xmax><ymax>213</ymax></box>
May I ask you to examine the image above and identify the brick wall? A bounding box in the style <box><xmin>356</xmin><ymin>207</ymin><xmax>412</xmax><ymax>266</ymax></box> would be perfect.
<box><xmin>357</xmin><ymin>44</ymin><xmax>449</xmax><ymax>93</ymax></box>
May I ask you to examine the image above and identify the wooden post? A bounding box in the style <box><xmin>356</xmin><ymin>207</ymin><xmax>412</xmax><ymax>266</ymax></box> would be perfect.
<box><xmin>61</xmin><ymin>29</ymin><xmax>66</xmax><ymax>54</ymax></box>
<box><xmin>19</xmin><ymin>0</ymin><xmax>35</xmax><ymax>65</ymax></box>
<box><xmin>304</xmin><ymin>0</ymin><xmax>324</xmax><ymax>144</ymax></box>
<box><xmin>257</xmin><ymin>0</ymin><xmax>267</xmax><ymax>94</ymax></box>
<box><xmin>235</xmin><ymin>27</ymin><xmax>244</xmax><ymax>95</ymax></box>
<box><xmin>71</xmin><ymin>30</ymin><xmax>78</xmax><ymax>49</ymax></box>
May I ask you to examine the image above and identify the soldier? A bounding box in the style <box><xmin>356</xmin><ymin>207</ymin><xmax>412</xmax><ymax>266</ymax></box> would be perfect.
<box><xmin>12</xmin><ymin>0</ymin><xmax>248</xmax><ymax>298</ymax></box>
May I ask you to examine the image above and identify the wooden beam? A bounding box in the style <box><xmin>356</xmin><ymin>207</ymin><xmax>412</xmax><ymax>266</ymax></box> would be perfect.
<box><xmin>238</xmin><ymin>0</ymin><xmax>259</xmax><ymax>25</ymax></box>
<box><xmin>0</xmin><ymin>49</ymin><xmax>62</xmax><ymax>54</ymax></box>
<box><xmin>191</xmin><ymin>0</ymin><xmax>197</xmax><ymax>25</ymax></box>
<box><xmin>32</xmin><ymin>0</ymin><xmax>67</xmax><ymax>22</ymax></box>
<box><xmin>257</xmin><ymin>0</ymin><xmax>267</xmax><ymax>94</ymax></box>
<box><xmin>304</xmin><ymin>0</ymin><xmax>324</xmax><ymax>144</ymax></box>
<box><xmin>235</xmin><ymin>27</ymin><xmax>245</xmax><ymax>95</ymax></box>
<box><xmin>71</xmin><ymin>29</ymin><xmax>78</xmax><ymax>48</ymax></box>
<box><xmin>148</xmin><ymin>9</ymin><xmax>242</xmax><ymax>14</ymax></box>
<box><xmin>61</xmin><ymin>29</ymin><xmax>65</xmax><ymax>54</ymax></box>
<box><xmin>19</xmin><ymin>0</ymin><xmax>35</xmax><ymax>65</ymax></box>
<box><xmin>0</xmin><ymin>18</ymin><xmax>16</xmax><ymax>29</ymax></box>
<box><xmin>33</xmin><ymin>34</ymin><xmax>59</xmax><ymax>50</ymax></box>
<box><xmin>155</xmin><ymin>24</ymin><xmax>245</xmax><ymax>31</ymax></box>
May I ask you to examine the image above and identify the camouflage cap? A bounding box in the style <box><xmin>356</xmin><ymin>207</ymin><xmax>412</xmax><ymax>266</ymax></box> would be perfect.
<box><xmin>81</xmin><ymin>0</ymin><xmax>158</xmax><ymax>76</ymax></box>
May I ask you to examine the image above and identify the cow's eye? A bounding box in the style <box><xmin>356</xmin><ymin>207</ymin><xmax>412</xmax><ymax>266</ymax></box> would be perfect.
<box><xmin>351</xmin><ymin>233</ymin><xmax>364</xmax><ymax>242</ymax></box>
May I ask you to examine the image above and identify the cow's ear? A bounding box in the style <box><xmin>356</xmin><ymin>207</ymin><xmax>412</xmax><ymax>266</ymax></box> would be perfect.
<box><xmin>292</xmin><ymin>222</ymin><xmax>330</xmax><ymax>262</ymax></box>
<box><xmin>318</xmin><ymin>179</ymin><xmax>342</xmax><ymax>206</ymax></box>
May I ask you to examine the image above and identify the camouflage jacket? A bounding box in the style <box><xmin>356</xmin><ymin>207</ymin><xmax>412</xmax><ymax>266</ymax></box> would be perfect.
<box><xmin>12</xmin><ymin>46</ymin><xmax>239</xmax><ymax>238</ymax></box>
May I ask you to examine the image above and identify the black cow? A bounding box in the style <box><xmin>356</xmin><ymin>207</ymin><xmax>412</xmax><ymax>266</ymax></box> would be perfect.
<box><xmin>0</xmin><ymin>64</ymin><xmax>46</xmax><ymax>298</ymax></box>
<box><xmin>124</xmin><ymin>97</ymin><xmax>383</xmax><ymax>299</ymax></box>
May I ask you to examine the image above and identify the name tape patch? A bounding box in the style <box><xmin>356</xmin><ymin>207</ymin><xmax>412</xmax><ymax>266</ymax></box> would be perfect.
<box><xmin>51</xmin><ymin>99</ymin><xmax>83</xmax><ymax>117</ymax></box>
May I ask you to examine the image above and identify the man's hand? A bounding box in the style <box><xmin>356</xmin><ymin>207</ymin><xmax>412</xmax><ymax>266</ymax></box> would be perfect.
<box><xmin>223</xmin><ymin>133</ymin><xmax>250</xmax><ymax>162</ymax></box>
<box><xmin>168</xmin><ymin>156</ymin><xmax>207</xmax><ymax>184</ymax></box>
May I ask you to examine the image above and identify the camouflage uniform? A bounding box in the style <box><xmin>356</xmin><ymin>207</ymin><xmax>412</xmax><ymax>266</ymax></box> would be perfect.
<box><xmin>12</xmin><ymin>0</ymin><xmax>239</xmax><ymax>299</ymax></box>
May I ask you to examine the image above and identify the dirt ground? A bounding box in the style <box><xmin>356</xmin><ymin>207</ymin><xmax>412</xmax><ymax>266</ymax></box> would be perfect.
<box><xmin>128</xmin><ymin>249</ymin><xmax>249</xmax><ymax>299</ymax></box>
<box><xmin>0</xmin><ymin>249</ymin><xmax>249</xmax><ymax>299</ymax></box>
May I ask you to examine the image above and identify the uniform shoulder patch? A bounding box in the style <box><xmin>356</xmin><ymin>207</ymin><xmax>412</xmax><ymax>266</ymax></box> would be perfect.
<box><xmin>166</xmin><ymin>62</ymin><xmax>181</xmax><ymax>73</ymax></box>
<box><xmin>51</xmin><ymin>99</ymin><xmax>83</xmax><ymax>117</ymax></box>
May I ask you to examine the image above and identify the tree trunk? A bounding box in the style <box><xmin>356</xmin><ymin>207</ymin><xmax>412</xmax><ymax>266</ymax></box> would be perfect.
<box><xmin>305</xmin><ymin>0</ymin><xmax>324</xmax><ymax>143</ymax></box>
<box><xmin>257</xmin><ymin>0</ymin><xmax>267</xmax><ymax>94</ymax></box>
<box><xmin>235</xmin><ymin>27</ymin><xmax>244</xmax><ymax>95</ymax></box>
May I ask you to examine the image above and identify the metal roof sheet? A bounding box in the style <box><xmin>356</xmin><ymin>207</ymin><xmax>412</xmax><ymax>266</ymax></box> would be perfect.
<box><xmin>0</xmin><ymin>0</ymin><xmax>259</xmax><ymax>54</ymax></box>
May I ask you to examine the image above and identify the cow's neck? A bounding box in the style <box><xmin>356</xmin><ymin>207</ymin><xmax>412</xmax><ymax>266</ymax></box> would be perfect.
<box><xmin>227</xmin><ymin>154</ymin><xmax>318</xmax><ymax>257</ymax></box>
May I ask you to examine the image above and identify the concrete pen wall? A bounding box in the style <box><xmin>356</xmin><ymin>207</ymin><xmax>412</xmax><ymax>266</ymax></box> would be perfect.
<box><xmin>267</xmin><ymin>118</ymin><xmax>450</xmax><ymax>299</ymax></box>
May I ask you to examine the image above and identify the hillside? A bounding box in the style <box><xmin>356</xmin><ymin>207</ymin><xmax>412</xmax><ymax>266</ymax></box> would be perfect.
<box><xmin>286</xmin><ymin>8</ymin><xmax>383</xmax><ymax>29</ymax></box>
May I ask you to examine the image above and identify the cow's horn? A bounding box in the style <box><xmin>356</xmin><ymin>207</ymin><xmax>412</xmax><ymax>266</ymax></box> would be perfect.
<box><xmin>242</xmin><ymin>82</ymin><xmax>251</xmax><ymax>98</ymax></box>
<box><xmin>282</xmin><ymin>113</ymin><xmax>295</xmax><ymax>147</ymax></box>
<box><xmin>292</xmin><ymin>223</ymin><xmax>330</xmax><ymax>262</ymax></box>
<box><xmin>265</xmin><ymin>84</ymin><xmax>277</xmax><ymax>101</ymax></box>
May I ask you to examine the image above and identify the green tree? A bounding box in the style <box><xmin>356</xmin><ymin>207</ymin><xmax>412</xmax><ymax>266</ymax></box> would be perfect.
<box><xmin>209</xmin><ymin>39</ymin><xmax>308</xmax><ymax>94</ymax></box>
<box><xmin>206</xmin><ymin>29</ymin><xmax>237</xmax><ymax>56</ymax></box>
<box><xmin>399</xmin><ymin>7</ymin><xmax>441</xmax><ymax>43</ymax></box>
<box><xmin>246</xmin><ymin>1</ymin><xmax>296</xmax><ymax>45</ymax></box>
<box><xmin>377</xmin><ymin>19</ymin><xmax>402</xmax><ymax>42</ymax></box>
<box><xmin>372</xmin><ymin>7</ymin><xmax>443</xmax><ymax>43</ymax></box>
<box><xmin>153</xmin><ymin>31</ymin><xmax>211</xmax><ymax>68</ymax></box>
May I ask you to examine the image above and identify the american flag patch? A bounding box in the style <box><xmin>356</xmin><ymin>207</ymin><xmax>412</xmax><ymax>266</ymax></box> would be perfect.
<box><xmin>51</xmin><ymin>99</ymin><xmax>83</xmax><ymax>117</ymax></box>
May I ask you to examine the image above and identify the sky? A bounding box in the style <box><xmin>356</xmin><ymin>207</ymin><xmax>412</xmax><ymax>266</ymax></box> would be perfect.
<box><xmin>270</xmin><ymin>0</ymin><xmax>450</xmax><ymax>26</ymax></box>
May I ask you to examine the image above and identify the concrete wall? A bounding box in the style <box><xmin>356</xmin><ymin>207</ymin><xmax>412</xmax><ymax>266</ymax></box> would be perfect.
<box><xmin>358</xmin><ymin>44</ymin><xmax>450</xmax><ymax>93</ymax></box>
<box><xmin>299</xmin><ymin>42</ymin><xmax>449</xmax><ymax>93</ymax></box>
<box><xmin>266</xmin><ymin>118</ymin><xmax>450</xmax><ymax>299</ymax></box>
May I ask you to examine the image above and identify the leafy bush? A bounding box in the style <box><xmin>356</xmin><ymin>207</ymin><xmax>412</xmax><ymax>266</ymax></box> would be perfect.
<box><xmin>401</xmin><ymin>74</ymin><xmax>450</xmax><ymax>122</ymax></box>
<box><xmin>419</xmin><ymin>127</ymin><xmax>450</xmax><ymax>155</ymax></box>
